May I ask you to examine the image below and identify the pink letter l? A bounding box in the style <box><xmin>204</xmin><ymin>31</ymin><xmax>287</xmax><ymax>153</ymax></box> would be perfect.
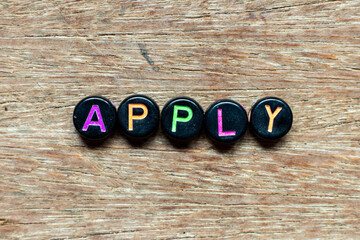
<box><xmin>218</xmin><ymin>109</ymin><xmax>236</xmax><ymax>136</ymax></box>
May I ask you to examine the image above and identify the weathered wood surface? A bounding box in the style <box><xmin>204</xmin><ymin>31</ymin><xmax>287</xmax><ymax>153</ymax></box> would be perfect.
<box><xmin>0</xmin><ymin>0</ymin><xmax>359</xmax><ymax>239</ymax></box>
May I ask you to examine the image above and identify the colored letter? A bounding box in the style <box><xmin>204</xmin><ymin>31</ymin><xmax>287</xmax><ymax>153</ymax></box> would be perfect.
<box><xmin>128</xmin><ymin>103</ymin><xmax>148</xmax><ymax>131</ymax></box>
<box><xmin>265</xmin><ymin>105</ymin><xmax>282</xmax><ymax>132</ymax></box>
<box><xmin>172</xmin><ymin>105</ymin><xmax>193</xmax><ymax>132</ymax></box>
<box><xmin>82</xmin><ymin>105</ymin><xmax>106</xmax><ymax>132</ymax></box>
<box><xmin>218</xmin><ymin>109</ymin><xmax>236</xmax><ymax>136</ymax></box>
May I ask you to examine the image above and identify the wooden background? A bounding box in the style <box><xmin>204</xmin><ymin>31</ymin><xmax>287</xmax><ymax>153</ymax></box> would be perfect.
<box><xmin>0</xmin><ymin>0</ymin><xmax>359</xmax><ymax>239</ymax></box>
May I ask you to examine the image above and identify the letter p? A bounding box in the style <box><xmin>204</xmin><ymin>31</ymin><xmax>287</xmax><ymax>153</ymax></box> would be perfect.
<box><xmin>172</xmin><ymin>105</ymin><xmax>193</xmax><ymax>132</ymax></box>
<box><xmin>128</xmin><ymin>104</ymin><xmax>148</xmax><ymax>131</ymax></box>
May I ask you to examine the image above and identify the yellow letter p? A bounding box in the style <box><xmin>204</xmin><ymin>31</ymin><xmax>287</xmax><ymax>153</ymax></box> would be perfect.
<box><xmin>128</xmin><ymin>104</ymin><xmax>148</xmax><ymax>131</ymax></box>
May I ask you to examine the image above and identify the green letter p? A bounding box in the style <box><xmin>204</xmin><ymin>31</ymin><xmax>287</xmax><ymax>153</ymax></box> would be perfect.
<box><xmin>172</xmin><ymin>105</ymin><xmax>193</xmax><ymax>132</ymax></box>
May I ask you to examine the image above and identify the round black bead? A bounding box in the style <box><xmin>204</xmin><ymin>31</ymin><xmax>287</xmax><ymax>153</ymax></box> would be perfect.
<box><xmin>249</xmin><ymin>97</ymin><xmax>293</xmax><ymax>140</ymax></box>
<box><xmin>161</xmin><ymin>97</ymin><xmax>204</xmax><ymax>141</ymax></box>
<box><xmin>118</xmin><ymin>95</ymin><xmax>160</xmax><ymax>139</ymax></box>
<box><xmin>73</xmin><ymin>96</ymin><xmax>117</xmax><ymax>140</ymax></box>
<box><xmin>205</xmin><ymin>99</ymin><xmax>248</xmax><ymax>144</ymax></box>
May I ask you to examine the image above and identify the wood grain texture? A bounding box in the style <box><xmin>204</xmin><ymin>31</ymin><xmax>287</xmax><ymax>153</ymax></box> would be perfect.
<box><xmin>0</xmin><ymin>0</ymin><xmax>359</xmax><ymax>239</ymax></box>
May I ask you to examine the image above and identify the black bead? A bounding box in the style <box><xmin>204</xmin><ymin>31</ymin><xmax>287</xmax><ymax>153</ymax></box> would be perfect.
<box><xmin>118</xmin><ymin>95</ymin><xmax>160</xmax><ymax>139</ymax></box>
<box><xmin>161</xmin><ymin>97</ymin><xmax>204</xmax><ymax>141</ymax></box>
<box><xmin>249</xmin><ymin>97</ymin><xmax>293</xmax><ymax>140</ymax></box>
<box><xmin>73</xmin><ymin>96</ymin><xmax>116</xmax><ymax>140</ymax></box>
<box><xmin>205</xmin><ymin>99</ymin><xmax>248</xmax><ymax>144</ymax></box>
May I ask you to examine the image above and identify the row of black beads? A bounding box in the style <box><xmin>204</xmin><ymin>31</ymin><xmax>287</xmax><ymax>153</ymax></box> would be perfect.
<box><xmin>73</xmin><ymin>95</ymin><xmax>293</xmax><ymax>143</ymax></box>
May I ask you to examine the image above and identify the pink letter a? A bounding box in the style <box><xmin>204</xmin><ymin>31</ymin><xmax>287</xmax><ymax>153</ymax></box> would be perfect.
<box><xmin>82</xmin><ymin>105</ymin><xmax>106</xmax><ymax>132</ymax></box>
<box><xmin>218</xmin><ymin>109</ymin><xmax>236</xmax><ymax>136</ymax></box>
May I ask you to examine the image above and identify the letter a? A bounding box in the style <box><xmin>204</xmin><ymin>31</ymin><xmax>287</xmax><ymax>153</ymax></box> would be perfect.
<box><xmin>82</xmin><ymin>105</ymin><xmax>106</xmax><ymax>132</ymax></box>
<box><xmin>128</xmin><ymin>104</ymin><xmax>148</xmax><ymax>131</ymax></box>
<box><xmin>218</xmin><ymin>109</ymin><xmax>236</xmax><ymax>136</ymax></box>
<box><xmin>265</xmin><ymin>105</ymin><xmax>282</xmax><ymax>133</ymax></box>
